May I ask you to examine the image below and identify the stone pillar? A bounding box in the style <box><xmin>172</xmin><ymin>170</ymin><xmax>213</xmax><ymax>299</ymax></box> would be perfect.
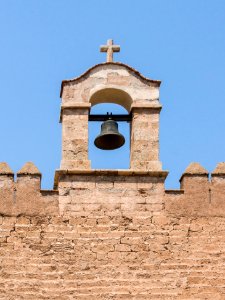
<box><xmin>60</xmin><ymin>104</ymin><xmax>91</xmax><ymax>170</ymax></box>
<box><xmin>130</xmin><ymin>105</ymin><xmax>162</xmax><ymax>171</ymax></box>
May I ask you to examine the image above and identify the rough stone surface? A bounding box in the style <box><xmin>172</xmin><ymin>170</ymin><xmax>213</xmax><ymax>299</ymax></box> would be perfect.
<box><xmin>182</xmin><ymin>162</ymin><xmax>208</xmax><ymax>175</ymax></box>
<box><xmin>0</xmin><ymin>164</ymin><xmax>225</xmax><ymax>299</ymax></box>
<box><xmin>212</xmin><ymin>162</ymin><xmax>225</xmax><ymax>174</ymax></box>
<box><xmin>0</xmin><ymin>162</ymin><xmax>13</xmax><ymax>175</ymax></box>
<box><xmin>17</xmin><ymin>162</ymin><xmax>41</xmax><ymax>175</ymax></box>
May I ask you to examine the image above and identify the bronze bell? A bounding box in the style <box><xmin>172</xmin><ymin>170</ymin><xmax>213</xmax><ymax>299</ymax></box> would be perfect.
<box><xmin>94</xmin><ymin>119</ymin><xmax>125</xmax><ymax>150</ymax></box>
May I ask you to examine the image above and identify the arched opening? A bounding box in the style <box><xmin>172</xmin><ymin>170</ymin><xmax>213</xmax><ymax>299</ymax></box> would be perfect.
<box><xmin>88</xmin><ymin>103</ymin><xmax>130</xmax><ymax>169</ymax></box>
<box><xmin>90</xmin><ymin>88</ymin><xmax>133</xmax><ymax>112</ymax></box>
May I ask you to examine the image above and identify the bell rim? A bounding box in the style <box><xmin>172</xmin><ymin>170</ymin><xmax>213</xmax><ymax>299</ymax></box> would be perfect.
<box><xmin>94</xmin><ymin>133</ymin><xmax>125</xmax><ymax>150</ymax></box>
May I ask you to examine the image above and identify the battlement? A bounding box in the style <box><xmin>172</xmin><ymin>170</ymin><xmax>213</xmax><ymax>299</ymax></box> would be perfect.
<box><xmin>165</xmin><ymin>162</ymin><xmax>225</xmax><ymax>217</ymax></box>
<box><xmin>1</xmin><ymin>160</ymin><xmax>225</xmax><ymax>299</ymax></box>
<box><xmin>1</xmin><ymin>161</ymin><xmax>225</xmax><ymax>218</ymax></box>
<box><xmin>0</xmin><ymin>162</ymin><xmax>58</xmax><ymax>216</ymax></box>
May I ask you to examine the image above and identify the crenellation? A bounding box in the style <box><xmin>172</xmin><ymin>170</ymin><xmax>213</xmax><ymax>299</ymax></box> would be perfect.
<box><xmin>0</xmin><ymin>163</ymin><xmax>58</xmax><ymax>217</ymax></box>
<box><xmin>1</xmin><ymin>163</ymin><xmax>225</xmax><ymax>219</ymax></box>
<box><xmin>1</xmin><ymin>47</ymin><xmax>225</xmax><ymax>299</ymax></box>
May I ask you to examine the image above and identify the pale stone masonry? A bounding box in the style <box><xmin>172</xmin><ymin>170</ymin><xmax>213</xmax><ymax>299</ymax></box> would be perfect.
<box><xmin>1</xmin><ymin>53</ymin><xmax>225</xmax><ymax>299</ymax></box>
<box><xmin>60</xmin><ymin>62</ymin><xmax>162</xmax><ymax>171</ymax></box>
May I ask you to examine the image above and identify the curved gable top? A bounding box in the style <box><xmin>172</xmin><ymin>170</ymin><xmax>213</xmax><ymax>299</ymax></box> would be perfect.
<box><xmin>60</xmin><ymin>62</ymin><xmax>161</xmax><ymax>97</ymax></box>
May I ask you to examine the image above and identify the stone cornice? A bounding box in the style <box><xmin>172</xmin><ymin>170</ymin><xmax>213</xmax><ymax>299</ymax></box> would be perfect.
<box><xmin>131</xmin><ymin>103</ymin><xmax>162</xmax><ymax>111</ymax></box>
<box><xmin>60</xmin><ymin>103</ymin><xmax>91</xmax><ymax>122</ymax></box>
<box><xmin>59</xmin><ymin>103</ymin><xmax>162</xmax><ymax>122</ymax></box>
<box><xmin>165</xmin><ymin>190</ymin><xmax>184</xmax><ymax>195</ymax></box>
<box><xmin>54</xmin><ymin>169</ymin><xmax>168</xmax><ymax>189</ymax></box>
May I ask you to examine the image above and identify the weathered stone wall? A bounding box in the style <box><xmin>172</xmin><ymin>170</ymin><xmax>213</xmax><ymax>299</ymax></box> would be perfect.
<box><xmin>0</xmin><ymin>162</ymin><xmax>58</xmax><ymax>217</ymax></box>
<box><xmin>1</xmin><ymin>162</ymin><xmax>225</xmax><ymax>299</ymax></box>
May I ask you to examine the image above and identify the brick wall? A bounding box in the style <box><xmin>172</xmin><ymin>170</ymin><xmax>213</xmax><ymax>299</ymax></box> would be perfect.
<box><xmin>1</xmin><ymin>162</ymin><xmax>225</xmax><ymax>299</ymax></box>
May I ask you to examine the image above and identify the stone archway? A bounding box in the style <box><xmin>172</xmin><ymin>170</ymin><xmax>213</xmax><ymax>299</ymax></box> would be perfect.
<box><xmin>89</xmin><ymin>87</ymin><xmax>133</xmax><ymax>112</ymax></box>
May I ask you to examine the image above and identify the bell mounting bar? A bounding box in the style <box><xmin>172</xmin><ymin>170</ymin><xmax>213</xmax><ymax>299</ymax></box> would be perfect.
<box><xmin>89</xmin><ymin>113</ymin><xmax>132</xmax><ymax>122</ymax></box>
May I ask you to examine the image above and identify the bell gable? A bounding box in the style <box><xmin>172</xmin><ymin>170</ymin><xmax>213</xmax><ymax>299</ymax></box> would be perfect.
<box><xmin>60</xmin><ymin>62</ymin><xmax>161</xmax><ymax>112</ymax></box>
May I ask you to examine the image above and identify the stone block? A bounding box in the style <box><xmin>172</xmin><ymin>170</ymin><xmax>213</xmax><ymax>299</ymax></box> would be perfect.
<box><xmin>60</xmin><ymin>159</ymin><xmax>91</xmax><ymax>170</ymax></box>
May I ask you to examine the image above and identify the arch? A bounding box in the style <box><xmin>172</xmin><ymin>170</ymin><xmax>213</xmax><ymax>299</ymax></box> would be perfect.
<box><xmin>60</xmin><ymin>62</ymin><xmax>161</xmax><ymax>97</ymax></box>
<box><xmin>89</xmin><ymin>88</ymin><xmax>133</xmax><ymax>112</ymax></box>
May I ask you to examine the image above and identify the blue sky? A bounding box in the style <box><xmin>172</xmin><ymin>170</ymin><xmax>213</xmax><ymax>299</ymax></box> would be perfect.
<box><xmin>0</xmin><ymin>0</ymin><xmax>225</xmax><ymax>189</ymax></box>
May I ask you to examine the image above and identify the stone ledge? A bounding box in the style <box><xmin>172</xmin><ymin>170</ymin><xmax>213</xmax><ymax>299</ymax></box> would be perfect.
<box><xmin>40</xmin><ymin>190</ymin><xmax>59</xmax><ymax>196</ymax></box>
<box><xmin>179</xmin><ymin>172</ymin><xmax>209</xmax><ymax>182</ymax></box>
<box><xmin>131</xmin><ymin>103</ymin><xmax>162</xmax><ymax>110</ymax></box>
<box><xmin>61</xmin><ymin>103</ymin><xmax>92</xmax><ymax>108</ymax></box>
<box><xmin>60</xmin><ymin>103</ymin><xmax>91</xmax><ymax>122</ymax></box>
<box><xmin>211</xmin><ymin>173</ymin><xmax>225</xmax><ymax>177</ymax></box>
<box><xmin>54</xmin><ymin>169</ymin><xmax>169</xmax><ymax>189</ymax></box>
<box><xmin>165</xmin><ymin>190</ymin><xmax>184</xmax><ymax>195</ymax></box>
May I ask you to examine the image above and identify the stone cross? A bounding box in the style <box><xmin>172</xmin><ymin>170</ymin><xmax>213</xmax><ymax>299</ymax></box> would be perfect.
<box><xmin>100</xmin><ymin>39</ymin><xmax>120</xmax><ymax>62</ymax></box>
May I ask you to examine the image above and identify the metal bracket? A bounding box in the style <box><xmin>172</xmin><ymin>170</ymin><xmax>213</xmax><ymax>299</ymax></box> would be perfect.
<box><xmin>89</xmin><ymin>113</ymin><xmax>132</xmax><ymax>122</ymax></box>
